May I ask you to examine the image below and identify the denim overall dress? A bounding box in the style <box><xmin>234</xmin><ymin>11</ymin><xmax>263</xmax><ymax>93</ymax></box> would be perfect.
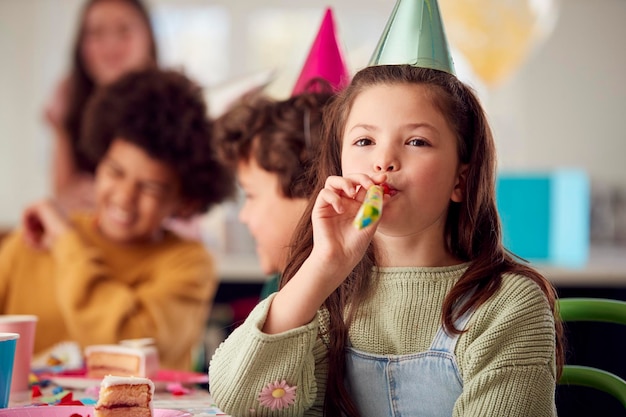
<box><xmin>345</xmin><ymin>310</ymin><xmax>474</xmax><ymax>417</ymax></box>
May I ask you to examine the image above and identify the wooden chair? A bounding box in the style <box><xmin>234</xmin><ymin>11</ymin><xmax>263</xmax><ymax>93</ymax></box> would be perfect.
<box><xmin>557</xmin><ymin>297</ymin><xmax>626</xmax><ymax>408</ymax></box>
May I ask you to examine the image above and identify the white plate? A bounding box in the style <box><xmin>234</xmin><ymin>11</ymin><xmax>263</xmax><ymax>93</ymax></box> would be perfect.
<box><xmin>1</xmin><ymin>406</ymin><xmax>192</xmax><ymax>416</ymax></box>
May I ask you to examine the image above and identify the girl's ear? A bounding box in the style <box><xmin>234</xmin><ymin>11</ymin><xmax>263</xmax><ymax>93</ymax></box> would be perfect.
<box><xmin>451</xmin><ymin>164</ymin><xmax>468</xmax><ymax>203</ymax></box>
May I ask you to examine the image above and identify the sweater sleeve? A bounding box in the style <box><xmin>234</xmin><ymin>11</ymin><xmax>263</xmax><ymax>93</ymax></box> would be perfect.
<box><xmin>454</xmin><ymin>274</ymin><xmax>557</xmax><ymax>417</ymax></box>
<box><xmin>50</xmin><ymin>230</ymin><xmax>216</xmax><ymax>370</ymax></box>
<box><xmin>209</xmin><ymin>294</ymin><xmax>328</xmax><ymax>417</ymax></box>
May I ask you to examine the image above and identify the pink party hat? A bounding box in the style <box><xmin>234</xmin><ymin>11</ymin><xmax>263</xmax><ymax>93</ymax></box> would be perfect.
<box><xmin>292</xmin><ymin>7</ymin><xmax>350</xmax><ymax>96</ymax></box>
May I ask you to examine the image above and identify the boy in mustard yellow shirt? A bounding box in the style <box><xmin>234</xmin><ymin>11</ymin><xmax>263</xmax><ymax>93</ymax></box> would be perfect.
<box><xmin>0</xmin><ymin>69</ymin><xmax>235</xmax><ymax>370</ymax></box>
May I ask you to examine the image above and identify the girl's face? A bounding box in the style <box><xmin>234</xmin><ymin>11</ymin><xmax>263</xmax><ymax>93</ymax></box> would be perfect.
<box><xmin>341</xmin><ymin>83</ymin><xmax>465</xmax><ymax>241</ymax></box>
<box><xmin>81</xmin><ymin>0</ymin><xmax>153</xmax><ymax>85</ymax></box>
<box><xmin>237</xmin><ymin>157</ymin><xmax>308</xmax><ymax>275</ymax></box>
<box><xmin>95</xmin><ymin>139</ymin><xmax>184</xmax><ymax>244</ymax></box>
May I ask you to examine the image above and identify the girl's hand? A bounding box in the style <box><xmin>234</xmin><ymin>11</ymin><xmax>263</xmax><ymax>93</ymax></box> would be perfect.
<box><xmin>21</xmin><ymin>199</ymin><xmax>71</xmax><ymax>250</ymax></box>
<box><xmin>261</xmin><ymin>173</ymin><xmax>388</xmax><ymax>335</ymax></box>
<box><xmin>309</xmin><ymin>173</ymin><xmax>388</xmax><ymax>279</ymax></box>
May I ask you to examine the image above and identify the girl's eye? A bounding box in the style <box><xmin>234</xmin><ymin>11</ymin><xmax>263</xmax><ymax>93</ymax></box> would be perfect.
<box><xmin>407</xmin><ymin>138</ymin><xmax>428</xmax><ymax>147</ymax></box>
<box><xmin>354</xmin><ymin>138</ymin><xmax>373</xmax><ymax>146</ymax></box>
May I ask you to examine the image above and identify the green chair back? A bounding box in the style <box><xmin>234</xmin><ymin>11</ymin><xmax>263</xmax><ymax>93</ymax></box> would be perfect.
<box><xmin>557</xmin><ymin>297</ymin><xmax>626</xmax><ymax>408</ymax></box>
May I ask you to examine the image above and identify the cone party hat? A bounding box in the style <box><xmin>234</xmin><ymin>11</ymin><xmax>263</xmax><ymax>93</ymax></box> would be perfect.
<box><xmin>292</xmin><ymin>7</ymin><xmax>350</xmax><ymax>96</ymax></box>
<box><xmin>369</xmin><ymin>0</ymin><xmax>455</xmax><ymax>74</ymax></box>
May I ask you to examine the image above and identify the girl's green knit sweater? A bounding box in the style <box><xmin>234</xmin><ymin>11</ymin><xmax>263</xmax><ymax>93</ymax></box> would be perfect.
<box><xmin>210</xmin><ymin>263</ymin><xmax>557</xmax><ymax>417</ymax></box>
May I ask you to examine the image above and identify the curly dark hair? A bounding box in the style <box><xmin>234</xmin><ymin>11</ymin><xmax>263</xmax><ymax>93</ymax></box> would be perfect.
<box><xmin>214</xmin><ymin>85</ymin><xmax>334</xmax><ymax>199</ymax></box>
<box><xmin>80</xmin><ymin>68</ymin><xmax>236</xmax><ymax>214</ymax></box>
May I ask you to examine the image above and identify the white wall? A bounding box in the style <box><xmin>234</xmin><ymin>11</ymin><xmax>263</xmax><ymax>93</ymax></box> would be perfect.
<box><xmin>0</xmin><ymin>0</ymin><xmax>624</xmax><ymax>229</ymax></box>
<box><xmin>0</xmin><ymin>0</ymin><xmax>84</xmax><ymax>229</ymax></box>
<box><xmin>489</xmin><ymin>0</ymin><xmax>626</xmax><ymax>187</ymax></box>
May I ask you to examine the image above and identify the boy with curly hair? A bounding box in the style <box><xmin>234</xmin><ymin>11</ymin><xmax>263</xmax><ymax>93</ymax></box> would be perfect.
<box><xmin>0</xmin><ymin>68</ymin><xmax>235</xmax><ymax>370</ymax></box>
<box><xmin>214</xmin><ymin>89</ymin><xmax>334</xmax><ymax>299</ymax></box>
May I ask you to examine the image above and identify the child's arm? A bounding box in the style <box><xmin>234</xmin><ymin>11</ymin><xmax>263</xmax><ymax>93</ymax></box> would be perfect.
<box><xmin>210</xmin><ymin>174</ymin><xmax>386</xmax><ymax>415</ymax></box>
<box><xmin>263</xmin><ymin>174</ymin><xmax>386</xmax><ymax>335</ymax></box>
<box><xmin>454</xmin><ymin>274</ymin><xmax>557</xmax><ymax>417</ymax></box>
<box><xmin>50</xmin><ymin>231</ymin><xmax>216</xmax><ymax>370</ymax></box>
<box><xmin>209</xmin><ymin>294</ymin><xmax>328</xmax><ymax>416</ymax></box>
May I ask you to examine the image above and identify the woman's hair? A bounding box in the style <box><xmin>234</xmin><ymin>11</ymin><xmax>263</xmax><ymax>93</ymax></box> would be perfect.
<box><xmin>214</xmin><ymin>86</ymin><xmax>334</xmax><ymax>199</ymax></box>
<box><xmin>64</xmin><ymin>0</ymin><xmax>158</xmax><ymax>174</ymax></box>
<box><xmin>80</xmin><ymin>68</ymin><xmax>235</xmax><ymax>214</ymax></box>
<box><xmin>282</xmin><ymin>64</ymin><xmax>565</xmax><ymax>416</ymax></box>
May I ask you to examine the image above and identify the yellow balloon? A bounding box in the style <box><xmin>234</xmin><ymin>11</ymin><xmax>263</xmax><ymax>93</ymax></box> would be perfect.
<box><xmin>439</xmin><ymin>0</ymin><xmax>559</xmax><ymax>87</ymax></box>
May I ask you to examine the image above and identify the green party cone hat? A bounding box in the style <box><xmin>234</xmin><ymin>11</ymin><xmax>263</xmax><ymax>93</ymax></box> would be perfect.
<box><xmin>369</xmin><ymin>0</ymin><xmax>455</xmax><ymax>74</ymax></box>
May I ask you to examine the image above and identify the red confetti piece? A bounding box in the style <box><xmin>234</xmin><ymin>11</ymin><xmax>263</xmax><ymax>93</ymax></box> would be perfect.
<box><xmin>59</xmin><ymin>392</ymin><xmax>73</xmax><ymax>403</ymax></box>
<box><xmin>58</xmin><ymin>392</ymin><xmax>85</xmax><ymax>405</ymax></box>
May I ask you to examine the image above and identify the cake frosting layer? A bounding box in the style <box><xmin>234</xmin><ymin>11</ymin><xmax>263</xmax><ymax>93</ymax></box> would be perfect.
<box><xmin>95</xmin><ymin>375</ymin><xmax>154</xmax><ymax>417</ymax></box>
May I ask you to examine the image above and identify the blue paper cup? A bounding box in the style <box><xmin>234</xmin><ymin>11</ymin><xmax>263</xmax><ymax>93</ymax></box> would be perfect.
<box><xmin>0</xmin><ymin>332</ymin><xmax>19</xmax><ymax>408</ymax></box>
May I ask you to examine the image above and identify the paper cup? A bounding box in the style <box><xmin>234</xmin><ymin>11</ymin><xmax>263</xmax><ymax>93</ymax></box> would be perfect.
<box><xmin>0</xmin><ymin>333</ymin><xmax>19</xmax><ymax>408</ymax></box>
<box><xmin>0</xmin><ymin>315</ymin><xmax>37</xmax><ymax>396</ymax></box>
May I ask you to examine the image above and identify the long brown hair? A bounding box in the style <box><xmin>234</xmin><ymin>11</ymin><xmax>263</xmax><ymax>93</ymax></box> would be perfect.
<box><xmin>64</xmin><ymin>0</ymin><xmax>158</xmax><ymax>174</ymax></box>
<box><xmin>282</xmin><ymin>65</ymin><xmax>564</xmax><ymax>416</ymax></box>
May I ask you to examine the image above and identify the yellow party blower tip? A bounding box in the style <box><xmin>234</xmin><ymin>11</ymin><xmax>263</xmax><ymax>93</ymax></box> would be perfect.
<box><xmin>353</xmin><ymin>185</ymin><xmax>384</xmax><ymax>230</ymax></box>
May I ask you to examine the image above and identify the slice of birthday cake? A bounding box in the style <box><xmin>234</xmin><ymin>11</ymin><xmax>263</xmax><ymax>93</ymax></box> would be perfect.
<box><xmin>85</xmin><ymin>339</ymin><xmax>159</xmax><ymax>378</ymax></box>
<box><xmin>94</xmin><ymin>375</ymin><xmax>154</xmax><ymax>417</ymax></box>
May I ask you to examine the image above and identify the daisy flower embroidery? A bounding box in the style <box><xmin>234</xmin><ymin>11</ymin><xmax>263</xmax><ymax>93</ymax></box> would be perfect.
<box><xmin>258</xmin><ymin>380</ymin><xmax>297</xmax><ymax>410</ymax></box>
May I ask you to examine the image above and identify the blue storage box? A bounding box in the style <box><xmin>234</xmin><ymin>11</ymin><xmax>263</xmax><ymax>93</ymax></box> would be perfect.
<box><xmin>496</xmin><ymin>169</ymin><xmax>590</xmax><ymax>268</ymax></box>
